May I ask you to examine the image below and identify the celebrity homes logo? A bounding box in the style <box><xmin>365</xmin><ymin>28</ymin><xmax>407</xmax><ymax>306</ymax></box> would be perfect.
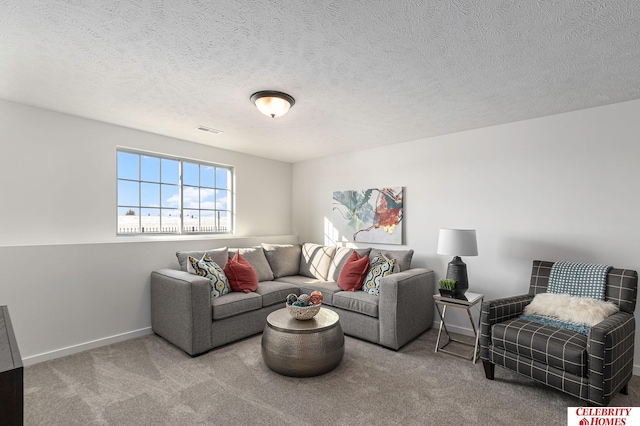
<box><xmin>568</xmin><ymin>407</ymin><xmax>637</xmax><ymax>425</ymax></box>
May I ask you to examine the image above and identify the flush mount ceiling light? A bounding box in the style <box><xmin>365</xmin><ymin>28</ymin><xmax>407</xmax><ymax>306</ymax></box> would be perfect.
<box><xmin>250</xmin><ymin>91</ymin><xmax>295</xmax><ymax>118</ymax></box>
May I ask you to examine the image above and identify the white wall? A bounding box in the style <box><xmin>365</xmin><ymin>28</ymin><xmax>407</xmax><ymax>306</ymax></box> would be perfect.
<box><xmin>0</xmin><ymin>99</ymin><xmax>295</xmax><ymax>363</ymax></box>
<box><xmin>292</xmin><ymin>99</ymin><xmax>640</xmax><ymax>373</ymax></box>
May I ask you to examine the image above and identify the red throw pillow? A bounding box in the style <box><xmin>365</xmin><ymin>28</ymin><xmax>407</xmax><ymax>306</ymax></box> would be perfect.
<box><xmin>224</xmin><ymin>252</ymin><xmax>259</xmax><ymax>293</ymax></box>
<box><xmin>337</xmin><ymin>251</ymin><xmax>370</xmax><ymax>291</ymax></box>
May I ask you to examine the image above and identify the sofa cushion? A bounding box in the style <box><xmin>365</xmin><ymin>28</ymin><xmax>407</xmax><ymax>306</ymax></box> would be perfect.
<box><xmin>300</xmin><ymin>243</ymin><xmax>336</xmax><ymax>280</ymax></box>
<box><xmin>188</xmin><ymin>253</ymin><xmax>231</xmax><ymax>298</ymax></box>
<box><xmin>274</xmin><ymin>275</ymin><xmax>341</xmax><ymax>306</ymax></box>
<box><xmin>262</xmin><ymin>243</ymin><xmax>302</xmax><ymax>278</ymax></box>
<box><xmin>369</xmin><ymin>248</ymin><xmax>413</xmax><ymax>272</ymax></box>
<box><xmin>337</xmin><ymin>251</ymin><xmax>370</xmax><ymax>291</ymax></box>
<box><xmin>256</xmin><ymin>281</ymin><xmax>300</xmax><ymax>307</ymax></box>
<box><xmin>328</xmin><ymin>247</ymin><xmax>372</xmax><ymax>282</ymax></box>
<box><xmin>224</xmin><ymin>252</ymin><xmax>259</xmax><ymax>293</ymax></box>
<box><xmin>176</xmin><ymin>247</ymin><xmax>228</xmax><ymax>272</ymax></box>
<box><xmin>211</xmin><ymin>291</ymin><xmax>262</xmax><ymax>320</ymax></box>
<box><xmin>333</xmin><ymin>291</ymin><xmax>379</xmax><ymax>318</ymax></box>
<box><xmin>228</xmin><ymin>247</ymin><xmax>274</xmax><ymax>282</ymax></box>
<box><xmin>362</xmin><ymin>255</ymin><xmax>397</xmax><ymax>296</ymax></box>
<box><xmin>492</xmin><ymin>317</ymin><xmax>588</xmax><ymax>376</ymax></box>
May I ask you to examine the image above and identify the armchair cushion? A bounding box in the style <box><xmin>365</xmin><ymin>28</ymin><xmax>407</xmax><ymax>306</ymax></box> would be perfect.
<box><xmin>492</xmin><ymin>317</ymin><xmax>588</xmax><ymax>376</ymax></box>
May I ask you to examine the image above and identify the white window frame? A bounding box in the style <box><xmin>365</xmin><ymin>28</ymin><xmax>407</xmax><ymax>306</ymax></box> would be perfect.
<box><xmin>116</xmin><ymin>148</ymin><xmax>234</xmax><ymax>236</ymax></box>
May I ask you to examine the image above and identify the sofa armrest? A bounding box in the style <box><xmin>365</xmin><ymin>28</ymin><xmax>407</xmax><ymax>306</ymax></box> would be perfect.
<box><xmin>480</xmin><ymin>294</ymin><xmax>533</xmax><ymax>360</ymax></box>
<box><xmin>379</xmin><ymin>268</ymin><xmax>435</xmax><ymax>349</ymax></box>
<box><xmin>587</xmin><ymin>311</ymin><xmax>635</xmax><ymax>405</ymax></box>
<box><xmin>150</xmin><ymin>269</ymin><xmax>213</xmax><ymax>356</ymax></box>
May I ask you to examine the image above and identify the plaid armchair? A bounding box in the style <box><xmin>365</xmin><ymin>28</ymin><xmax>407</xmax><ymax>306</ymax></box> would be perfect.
<box><xmin>480</xmin><ymin>260</ymin><xmax>637</xmax><ymax>406</ymax></box>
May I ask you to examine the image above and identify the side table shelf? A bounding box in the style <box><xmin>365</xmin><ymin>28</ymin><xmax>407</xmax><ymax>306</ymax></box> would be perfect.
<box><xmin>433</xmin><ymin>292</ymin><xmax>484</xmax><ymax>363</ymax></box>
<box><xmin>0</xmin><ymin>305</ymin><xmax>23</xmax><ymax>426</ymax></box>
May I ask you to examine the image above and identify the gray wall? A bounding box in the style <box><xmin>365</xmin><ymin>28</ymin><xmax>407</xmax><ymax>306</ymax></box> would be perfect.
<box><xmin>292</xmin><ymin>99</ymin><xmax>640</xmax><ymax>374</ymax></box>
<box><xmin>0</xmin><ymin>100</ymin><xmax>295</xmax><ymax>363</ymax></box>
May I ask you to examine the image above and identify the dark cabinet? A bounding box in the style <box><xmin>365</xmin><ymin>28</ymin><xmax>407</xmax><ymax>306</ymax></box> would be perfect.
<box><xmin>0</xmin><ymin>306</ymin><xmax>23</xmax><ymax>425</ymax></box>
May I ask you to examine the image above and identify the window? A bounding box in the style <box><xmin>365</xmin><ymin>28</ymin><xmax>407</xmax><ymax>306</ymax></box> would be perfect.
<box><xmin>117</xmin><ymin>149</ymin><xmax>233</xmax><ymax>235</ymax></box>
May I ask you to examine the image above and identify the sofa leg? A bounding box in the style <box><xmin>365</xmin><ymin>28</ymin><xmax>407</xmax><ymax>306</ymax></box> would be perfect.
<box><xmin>621</xmin><ymin>383</ymin><xmax>629</xmax><ymax>395</ymax></box>
<box><xmin>483</xmin><ymin>360</ymin><xmax>495</xmax><ymax>380</ymax></box>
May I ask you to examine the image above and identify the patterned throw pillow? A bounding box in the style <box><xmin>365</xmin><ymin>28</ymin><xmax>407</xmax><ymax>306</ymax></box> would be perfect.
<box><xmin>188</xmin><ymin>253</ymin><xmax>231</xmax><ymax>298</ymax></box>
<box><xmin>361</xmin><ymin>255</ymin><xmax>397</xmax><ymax>296</ymax></box>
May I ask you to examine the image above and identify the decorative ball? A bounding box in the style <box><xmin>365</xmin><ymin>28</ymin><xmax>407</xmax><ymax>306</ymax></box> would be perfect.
<box><xmin>309</xmin><ymin>291</ymin><xmax>323</xmax><ymax>305</ymax></box>
<box><xmin>298</xmin><ymin>294</ymin><xmax>311</xmax><ymax>305</ymax></box>
<box><xmin>285</xmin><ymin>294</ymin><xmax>298</xmax><ymax>304</ymax></box>
<box><xmin>291</xmin><ymin>301</ymin><xmax>303</xmax><ymax>307</ymax></box>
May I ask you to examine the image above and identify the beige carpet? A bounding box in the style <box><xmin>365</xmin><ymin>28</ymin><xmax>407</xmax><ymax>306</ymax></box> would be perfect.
<box><xmin>24</xmin><ymin>329</ymin><xmax>640</xmax><ymax>425</ymax></box>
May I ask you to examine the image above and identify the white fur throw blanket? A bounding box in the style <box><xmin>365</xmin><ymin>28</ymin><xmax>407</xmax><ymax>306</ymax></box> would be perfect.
<box><xmin>523</xmin><ymin>293</ymin><xmax>619</xmax><ymax>326</ymax></box>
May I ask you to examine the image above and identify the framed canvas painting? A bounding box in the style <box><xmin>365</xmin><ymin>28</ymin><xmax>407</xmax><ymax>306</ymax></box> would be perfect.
<box><xmin>332</xmin><ymin>187</ymin><xmax>403</xmax><ymax>244</ymax></box>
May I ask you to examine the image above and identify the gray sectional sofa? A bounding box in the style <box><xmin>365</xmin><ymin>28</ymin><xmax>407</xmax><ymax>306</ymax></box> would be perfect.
<box><xmin>151</xmin><ymin>243</ymin><xmax>435</xmax><ymax>356</ymax></box>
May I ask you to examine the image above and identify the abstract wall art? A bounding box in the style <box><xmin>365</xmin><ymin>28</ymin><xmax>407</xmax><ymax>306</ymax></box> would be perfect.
<box><xmin>332</xmin><ymin>187</ymin><xmax>404</xmax><ymax>244</ymax></box>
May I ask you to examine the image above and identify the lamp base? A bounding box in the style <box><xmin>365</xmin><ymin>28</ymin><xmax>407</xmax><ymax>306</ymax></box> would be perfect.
<box><xmin>446</xmin><ymin>256</ymin><xmax>468</xmax><ymax>299</ymax></box>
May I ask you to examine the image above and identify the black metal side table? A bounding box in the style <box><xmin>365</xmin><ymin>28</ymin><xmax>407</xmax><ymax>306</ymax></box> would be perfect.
<box><xmin>434</xmin><ymin>292</ymin><xmax>484</xmax><ymax>363</ymax></box>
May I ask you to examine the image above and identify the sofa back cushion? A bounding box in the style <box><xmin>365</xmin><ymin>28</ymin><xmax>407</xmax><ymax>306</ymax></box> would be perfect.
<box><xmin>369</xmin><ymin>248</ymin><xmax>413</xmax><ymax>272</ymax></box>
<box><xmin>299</xmin><ymin>243</ymin><xmax>336</xmax><ymax>281</ymax></box>
<box><xmin>176</xmin><ymin>247</ymin><xmax>228</xmax><ymax>272</ymax></box>
<box><xmin>328</xmin><ymin>247</ymin><xmax>372</xmax><ymax>282</ymax></box>
<box><xmin>228</xmin><ymin>247</ymin><xmax>274</xmax><ymax>282</ymax></box>
<box><xmin>262</xmin><ymin>243</ymin><xmax>302</xmax><ymax>278</ymax></box>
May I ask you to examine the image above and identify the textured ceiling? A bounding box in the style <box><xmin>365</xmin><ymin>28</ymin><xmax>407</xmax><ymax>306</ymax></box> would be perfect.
<box><xmin>1</xmin><ymin>1</ymin><xmax>640</xmax><ymax>163</ymax></box>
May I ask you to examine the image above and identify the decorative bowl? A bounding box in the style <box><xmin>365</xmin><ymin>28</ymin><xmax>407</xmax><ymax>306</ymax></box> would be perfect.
<box><xmin>286</xmin><ymin>302</ymin><xmax>321</xmax><ymax>320</ymax></box>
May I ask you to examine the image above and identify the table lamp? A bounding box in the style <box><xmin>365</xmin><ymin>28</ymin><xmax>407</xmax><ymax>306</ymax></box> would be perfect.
<box><xmin>437</xmin><ymin>229</ymin><xmax>478</xmax><ymax>298</ymax></box>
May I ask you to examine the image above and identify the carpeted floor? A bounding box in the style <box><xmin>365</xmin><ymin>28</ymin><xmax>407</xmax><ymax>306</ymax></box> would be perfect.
<box><xmin>24</xmin><ymin>328</ymin><xmax>640</xmax><ymax>425</ymax></box>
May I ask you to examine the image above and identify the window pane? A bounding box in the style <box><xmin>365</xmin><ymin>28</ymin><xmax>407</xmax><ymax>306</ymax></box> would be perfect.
<box><xmin>161</xmin><ymin>159</ymin><xmax>179</xmax><ymax>184</ymax></box>
<box><xmin>217</xmin><ymin>211</ymin><xmax>230</xmax><ymax>232</ymax></box>
<box><xmin>161</xmin><ymin>184</ymin><xmax>179</xmax><ymax>208</ymax></box>
<box><xmin>183</xmin><ymin>162</ymin><xmax>199</xmax><ymax>186</ymax></box>
<box><xmin>118</xmin><ymin>207</ymin><xmax>139</xmax><ymax>233</ymax></box>
<box><xmin>183</xmin><ymin>209</ymin><xmax>199</xmax><ymax>232</ymax></box>
<box><xmin>216</xmin><ymin>168</ymin><xmax>230</xmax><ymax>189</ymax></box>
<box><xmin>200</xmin><ymin>188</ymin><xmax>215</xmax><ymax>209</ymax></box>
<box><xmin>161</xmin><ymin>209</ymin><xmax>180</xmax><ymax>233</ymax></box>
<box><xmin>117</xmin><ymin>152</ymin><xmax>138</xmax><ymax>180</ymax></box>
<box><xmin>216</xmin><ymin>189</ymin><xmax>229</xmax><ymax>210</ymax></box>
<box><xmin>118</xmin><ymin>180</ymin><xmax>139</xmax><ymax>206</ymax></box>
<box><xmin>141</xmin><ymin>183</ymin><xmax>160</xmax><ymax>207</ymax></box>
<box><xmin>200</xmin><ymin>166</ymin><xmax>214</xmax><ymax>188</ymax></box>
<box><xmin>201</xmin><ymin>210</ymin><xmax>215</xmax><ymax>232</ymax></box>
<box><xmin>183</xmin><ymin>186</ymin><xmax>199</xmax><ymax>209</ymax></box>
<box><xmin>141</xmin><ymin>155</ymin><xmax>160</xmax><ymax>182</ymax></box>
<box><xmin>140</xmin><ymin>208</ymin><xmax>160</xmax><ymax>233</ymax></box>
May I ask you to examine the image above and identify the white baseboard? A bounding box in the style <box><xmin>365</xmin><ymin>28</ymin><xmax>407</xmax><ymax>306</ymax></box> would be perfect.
<box><xmin>21</xmin><ymin>327</ymin><xmax>153</xmax><ymax>366</ymax></box>
<box><xmin>434</xmin><ymin>321</ymin><xmax>640</xmax><ymax>377</ymax></box>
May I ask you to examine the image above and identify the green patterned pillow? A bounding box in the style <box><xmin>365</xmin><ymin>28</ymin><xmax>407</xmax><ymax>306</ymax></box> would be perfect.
<box><xmin>188</xmin><ymin>253</ymin><xmax>231</xmax><ymax>298</ymax></box>
<box><xmin>362</xmin><ymin>255</ymin><xmax>397</xmax><ymax>296</ymax></box>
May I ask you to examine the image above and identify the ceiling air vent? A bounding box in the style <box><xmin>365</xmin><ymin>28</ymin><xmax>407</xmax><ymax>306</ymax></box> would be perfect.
<box><xmin>196</xmin><ymin>125</ymin><xmax>223</xmax><ymax>135</ymax></box>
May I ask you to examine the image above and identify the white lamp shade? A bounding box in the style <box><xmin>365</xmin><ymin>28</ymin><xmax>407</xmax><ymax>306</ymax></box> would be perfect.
<box><xmin>437</xmin><ymin>229</ymin><xmax>478</xmax><ymax>256</ymax></box>
<box><xmin>254</xmin><ymin>96</ymin><xmax>291</xmax><ymax>118</ymax></box>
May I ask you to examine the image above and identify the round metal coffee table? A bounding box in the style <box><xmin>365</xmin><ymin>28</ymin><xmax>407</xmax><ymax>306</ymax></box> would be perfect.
<box><xmin>261</xmin><ymin>307</ymin><xmax>344</xmax><ymax>377</ymax></box>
